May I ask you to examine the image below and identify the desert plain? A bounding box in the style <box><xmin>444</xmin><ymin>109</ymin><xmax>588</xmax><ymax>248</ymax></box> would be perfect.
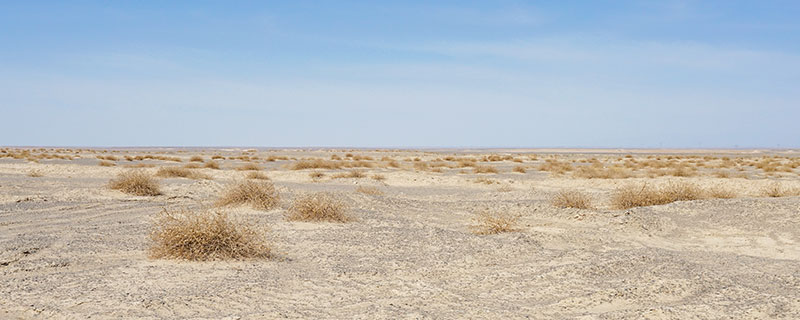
<box><xmin>1</xmin><ymin>147</ymin><xmax>800</xmax><ymax>319</ymax></box>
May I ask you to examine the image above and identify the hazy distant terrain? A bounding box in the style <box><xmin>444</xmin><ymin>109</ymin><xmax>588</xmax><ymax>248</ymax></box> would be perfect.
<box><xmin>2</xmin><ymin>147</ymin><xmax>799</xmax><ymax>319</ymax></box>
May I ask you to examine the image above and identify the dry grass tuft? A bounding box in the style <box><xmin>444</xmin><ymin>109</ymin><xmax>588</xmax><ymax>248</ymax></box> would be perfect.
<box><xmin>552</xmin><ymin>190</ymin><xmax>593</xmax><ymax>209</ymax></box>
<box><xmin>332</xmin><ymin>170</ymin><xmax>365</xmax><ymax>179</ymax></box>
<box><xmin>149</xmin><ymin>208</ymin><xmax>270</xmax><ymax>261</ymax></box>
<box><xmin>236</xmin><ymin>163</ymin><xmax>262</xmax><ymax>171</ymax></box>
<box><xmin>156</xmin><ymin>167</ymin><xmax>210</xmax><ymax>180</ymax></box>
<box><xmin>216</xmin><ymin>180</ymin><xmax>280</xmax><ymax>210</ymax></box>
<box><xmin>355</xmin><ymin>186</ymin><xmax>384</xmax><ymax>195</ymax></box>
<box><xmin>98</xmin><ymin>160</ymin><xmax>116</xmax><ymax>167</ymax></box>
<box><xmin>287</xmin><ymin>192</ymin><xmax>350</xmax><ymax>222</ymax></box>
<box><xmin>469</xmin><ymin>210</ymin><xmax>521</xmax><ymax>235</ymax></box>
<box><xmin>512</xmin><ymin>165</ymin><xmax>527</xmax><ymax>173</ymax></box>
<box><xmin>109</xmin><ymin>170</ymin><xmax>162</xmax><ymax>196</ymax></box>
<box><xmin>707</xmin><ymin>186</ymin><xmax>737</xmax><ymax>199</ymax></box>
<box><xmin>189</xmin><ymin>156</ymin><xmax>204</xmax><ymax>162</ymax></box>
<box><xmin>371</xmin><ymin>174</ymin><xmax>386</xmax><ymax>181</ymax></box>
<box><xmin>28</xmin><ymin>169</ymin><xmax>44</xmax><ymax>177</ymax></box>
<box><xmin>203</xmin><ymin>160</ymin><xmax>221</xmax><ymax>169</ymax></box>
<box><xmin>246</xmin><ymin>171</ymin><xmax>270</xmax><ymax>180</ymax></box>
<box><xmin>309</xmin><ymin>171</ymin><xmax>325</xmax><ymax>180</ymax></box>
<box><xmin>291</xmin><ymin>159</ymin><xmax>342</xmax><ymax>170</ymax></box>
<box><xmin>473</xmin><ymin>165</ymin><xmax>499</xmax><ymax>174</ymax></box>
<box><xmin>611</xmin><ymin>181</ymin><xmax>704</xmax><ymax>209</ymax></box>
<box><xmin>761</xmin><ymin>182</ymin><xmax>799</xmax><ymax>198</ymax></box>
<box><xmin>474</xmin><ymin>177</ymin><xmax>499</xmax><ymax>184</ymax></box>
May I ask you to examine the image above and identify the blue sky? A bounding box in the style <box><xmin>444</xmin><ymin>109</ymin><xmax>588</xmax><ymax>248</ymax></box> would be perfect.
<box><xmin>1</xmin><ymin>1</ymin><xmax>798</xmax><ymax>147</ymax></box>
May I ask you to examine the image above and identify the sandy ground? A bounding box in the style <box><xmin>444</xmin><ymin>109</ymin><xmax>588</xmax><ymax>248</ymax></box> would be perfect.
<box><xmin>1</xmin><ymin>148</ymin><xmax>799</xmax><ymax>319</ymax></box>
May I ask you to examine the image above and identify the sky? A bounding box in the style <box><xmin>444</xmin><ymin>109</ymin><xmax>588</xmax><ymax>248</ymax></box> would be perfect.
<box><xmin>1</xmin><ymin>1</ymin><xmax>799</xmax><ymax>148</ymax></box>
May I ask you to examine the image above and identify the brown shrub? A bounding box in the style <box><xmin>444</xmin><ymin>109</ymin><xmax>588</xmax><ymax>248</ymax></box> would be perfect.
<box><xmin>98</xmin><ymin>160</ymin><xmax>116</xmax><ymax>167</ymax></box>
<box><xmin>473</xmin><ymin>165</ymin><xmax>499</xmax><ymax>174</ymax></box>
<box><xmin>246</xmin><ymin>171</ymin><xmax>270</xmax><ymax>180</ymax></box>
<box><xmin>204</xmin><ymin>160</ymin><xmax>221</xmax><ymax>169</ymax></box>
<box><xmin>109</xmin><ymin>170</ymin><xmax>162</xmax><ymax>196</ymax></box>
<box><xmin>611</xmin><ymin>181</ymin><xmax>704</xmax><ymax>209</ymax></box>
<box><xmin>512</xmin><ymin>165</ymin><xmax>526</xmax><ymax>173</ymax></box>
<box><xmin>216</xmin><ymin>180</ymin><xmax>280</xmax><ymax>210</ymax></box>
<box><xmin>291</xmin><ymin>159</ymin><xmax>342</xmax><ymax>170</ymax></box>
<box><xmin>538</xmin><ymin>160</ymin><xmax>573</xmax><ymax>174</ymax></box>
<box><xmin>355</xmin><ymin>186</ymin><xmax>384</xmax><ymax>196</ymax></box>
<box><xmin>189</xmin><ymin>156</ymin><xmax>204</xmax><ymax>162</ymax></box>
<box><xmin>574</xmin><ymin>165</ymin><xmax>632</xmax><ymax>179</ymax></box>
<box><xmin>149</xmin><ymin>208</ymin><xmax>270</xmax><ymax>261</ymax></box>
<box><xmin>371</xmin><ymin>174</ymin><xmax>386</xmax><ymax>181</ymax></box>
<box><xmin>474</xmin><ymin>177</ymin><xmax>498</xmax><ymax>185</ymax></box>
<box><xmin>287</xmin><ymin>192</ymin><xmax>350</xmax><ymax>222</ymax></box>
<box><xmin>236</xmin><ymin>163</ymin><xmax>262</xmax><ymax>171</ymax></box>
<box><xmin>309</xmin><ymin>171</ymin><xmax>325</xmax><ymax>180</ymax></box>
<box><xmin>332</xmin><ymin>170</ymin><xmax>365</xmax><ymax>179</ymax></box>
<box><xmin>551</xmin><ymin>190</ymin><xmax>593</xmax><ymax>209</ymax></box>
<box><xmin>469</xmin><ymin>210</ymin><xmax>521</xmax><ymax>235</ymax></box>
<box><xmin>708</xmin><ymin>186</ymin><xmax>737</xmax><ymax>199</ymax></box>
<box><xmin>156</xmin><ymin>167</ymin><xmax>210</xmax><ymax>180</ymax></box>
<box><xmin>28</xmin><ymin>169</ymin><xmax>44</xmax><ymax>177</ymax></box>
<box><xmin>761</xmin><ymin>182</ymin><xmax>799</xmax><ymax>198</ymax></box>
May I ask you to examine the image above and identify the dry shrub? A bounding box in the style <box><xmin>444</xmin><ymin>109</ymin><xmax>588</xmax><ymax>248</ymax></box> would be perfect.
<box><xmin>496</xmin><ymin>185</ymin><xmax>514</xmax><ymax>192</ymax></box>
<box><xmin>708</xmin><ymin>186</ymin><xmax>737</xmax><ymax>199</ymax></box>
<box><xmin>291</xmin><ymin>159</ymin><xmax>342</xmax><ymax>170</ymax></box>
<box><xmin>109</xmin><ymin>170</ymin><xmax>162</xmax><ymax>196</ymax></box>
<box><xmin>574</xmin><ymin>165</ymin><xmax>632</xmax><ymax>179</ymax></box>
<box><xmin>236</xmin><ymin>163</ymin><xmax>262</xmax><ymax>171</ymax></box>
<box><xmin>189</xmin><ymin>156</ymin><xmax>204</xmax><ymax>162</ymax></box>
<box><xmin>28</xmin><ymin>169</ymin><xmax>44</xmax><ymax>177</ymax></box>
<box><xmin>211</xmin><ymin>155</ymin><xmax>225</xmax><ymax>160</ymax></box>
<box><xmin>552</xmin><ymin>190</ymin><xmax>593</xmax><ymax>209</ymax></box>
<box><xmin>332</xmin><ymin>170</ymin><xmax>365</xmax><ymax>179</ymax></box>
<box><xmin>156</xmin><ymin>167</ymin><xmax>210</xmax><ymax>180</ymax></box>
<box><xmin>355</xmin><ymin>186</ymin><xmax>384</xmax><ymax>196</ymax></box>
<box><xmin>125</xmin><ymin>163</ymin><xmax>156</xmax><ymax>168</ymax></box>
<box><xmin>309</xmin><ymin>171</ymin><xmax>325</xmax><ymax>180</ymax></box>
<box><xmin>474</xmin><ymin>177</ymin><xmax>498</xmax><ymax>184</ymax></box>
<box><xmin>761</xmin><ymin>182</ymin><xmax>799</xmax><ymax>198</ymax></box>
<box><xmin>470</xmin><ymin>210</ymin><xmax>521</xmax><ymax>235</ymax></box>
<box><xmin>183</xmin><ymin>163</ymin><xmax>203</xmax><ymax>169</ymax></box>
<box><xmin>611</xmin><ymin>181</ymin><xmax>704</xmax><ymax>209</ymax></box>
<box><xmin>538</xmin><ymin>160</ymin><xmax>573</xmax><ymax>174</ymax></box>
<box><xmin>246</xmin><ymin>171</ymin><xmax>270</xmax><ymax>180</ymax></box>
<box><xmin>98</xmin><ymin>160</ymin><xmax>116</xmax><ymax>167</ymax></box>
<box><xmin>216</xmin><ymin>180</ymin><xmax>280</xmax><ymax>210</ymax></box>
<box><xmin>512</xmin><ymin>166</ymin><xmax>527</xmax><ymax>173</ymax></box>
<box><xmin>473</xmin><ymin>165</ymin><xmax>499</xmax><ymax>174</ymax></box>
<box><xmin>287</xmin><ymin>192</ymin><xmax>350</xmax><ymax>222</ymax></box>
<box><xmin>204</xmin><ymin>160</ymin><xmax>220</xmax><ymax>169</ymax></box>
<box><xmin>149</xmin><ymin>208</ymin><xmax>270</xmax><ymax>261</ymax></box>
<box><xmin>371</xmin><ymin>174</ymin><xmax>386</xmax><ymax>181</ymax></box>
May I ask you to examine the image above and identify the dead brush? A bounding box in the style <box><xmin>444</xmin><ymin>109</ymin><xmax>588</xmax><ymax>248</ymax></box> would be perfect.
<box><xmin>216</xmin><ymin>180</ymin><xmax>280</xmax><ymax>210</ymax></box>
<box><xmin>309</xmin><ymin>171</ymin><xmax>325</xmax><ymax>180</ymax></box>
<box><xmin>291</xmin><ymin>159</ymin><xmax>342</xmax><ymax>170</ymax></box>
<box><xmin>707</xmin><ymin>186</ymin><xmax>737</xmax><ymax>199</ymax></box>
<box><xmin>551</xmin><ymin>190</ymin><xmax>593</xmax><ymax>209</ymax></box>
<box><xmin>156</xmin><ymin>167</ymin><xmax>210</xmax><ymax>180</ymax></box>
<box><xmin>611</xmin><ymin>181</ymin><xmax>704</xmax><ymax>209</ymax></box>
<box><xmin>287</xmin><ymin>192</ymin><xmax>351</xmax><ymax>222</ymax></box>
<box><xmin>236</xmin><ymin>163</ymin><xmax>262</xmax><ymax>171</ymax></box>
<box><xmin>246</xmin><ymin>171</ymin><xmax>271</xmax><ymax>180</ymax></box>
<box><xmin>469</xmin><ymin>210</ymin><xmax>521</xmax><ymax>235</ymax></box>
<box><xmin>98</xmin><ymin>160</ymin><xmax>116</xmax><ymax>167</ymax></box>
<box><xmin>149</xmin><ymin>208</ymin><xmax>271</xmax><ymax>261</ymax></box>
<box><xmin>189</xmin><ymin>156</ymin><xmax>204</xmax><ymax>162</ymax></box>
<box><xmin>203</xmin><ymin>160</ymin><xmax>221</xmax><ymax>169</ymax></box>
<box><xmin>371</xmin><ymin>174</ymin><xmax>386</xmax><ymax>181</ymax></box>
<box><xmin>473</xmin><ymin>165</ymin><xmax>499</xmax><ymax>174</ymax></box>
<box><xmin>355</xmin><ymin>186</ymin><xmax>384</xmax><ymax>196</ymax></box>
<box><xmin>332</xmin><ymin>170</ymin><xmax>365</xmax><ymax>179</ymax></box>
<box><xmin>28</xmin><ymin>169</ymin><xmax>44</xmax><ymax>177</ymax></box>
<box><xmin>538</xmin><ymin>160</ymin><xmax>573</xmax><ymax>174</ymax></box>
<box><xmin>512</xmin><ymin>165</ymin><xmax>527</xmax><ymax>173</ymax></box>
<box><xmin>761</xmin><ymin>182</ymin><xmax>799</xmax><ymax>198</ymax></box>
<box><xmin>109</xmin><ymin>170</ymin><xmax>162</xmax><ymax>196</ymax></box>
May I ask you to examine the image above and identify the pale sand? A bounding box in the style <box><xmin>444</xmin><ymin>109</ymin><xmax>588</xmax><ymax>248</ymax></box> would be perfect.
<box><xmin>1</xmin><ymin>148</ymin><xmax>799</xmax><ymax>319</ymax></box>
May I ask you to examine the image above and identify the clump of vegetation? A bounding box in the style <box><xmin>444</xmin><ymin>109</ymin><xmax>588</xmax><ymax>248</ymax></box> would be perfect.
<box><xmin>236</xmin><ymin>163</ymin><xmax>262</xmax><ymax>171</ymax></box>
<box><xmin>761</xmin><ymin>182</ymin><xmax>799</xmax><ymax>198</ymax></box>
<box><xmin>99</xmin><ymin>160</ymin><xmax>116</xmax><ymax>167</ymax></box>
<box><xmin>246</xmin><ymin>171</ymin><xmax>270</xmax><ymax>180</ymax></box>
<box><xmin>149</xmin><ymin>208</ymin><xmax>270</xmax><ymax>261</ymax></box>
<box><xmin>216</xmin><ymin>180</ymin><xmax>280</xmax><ymax>210</ymax></box>
<box><xmin>707</xmin><ymin>186</ymin><xmax>737</xmax><ymax>199</ymax></box>
<box><xmin>538</xmin><ymin>160</ymin><xmax>573</xmax><ymax>174</ymax></box>
<box><xmin>203</xmin><ymin>160</ymin><xmax>220</xmax><ymax>169</ymax></box>
<box><xmin>371</xmin><ymin>174</ymin><xmax>386</xmax><ymax>181</ymax></box>
<box><xmin>551</xmin><ymin>190</ymin><xmax>593</xmax><ymax>209</ymax></box>
<box><xmin>611</xmin><ymin>181</ymin><xmax>704</xmax><ymax>209</ymax></box>
<box><xmin>474</xmin><ymin>177</ymin><xmax>499</xmax><ymax>185</ymax></box>
<box><xmin>28</xmin><ymin>169</ymin><xmax>44</xmax><ymax>177</ymax></box>
<box><xmin>291</xmin><ymin>159</ymin><xmax>342</xmax><ymax>170</ymax></box>
<box><xmin>512</xmin><ymin>165</ymin><xmax>526</xmax><ymax>173</ymax></box>
<box><xmin>287</xmin><ymin>192</ymin><xmax>350</xmax><ymax>222</ymax></box>
<box><xmin>109</xmin><ymin>170</ymin><xmax>162</xmax><ymax>196</ymax></box>
<box><xmin>156</xmin><ymin>167</ymin><xmax>210</xmax><ymax>180</ymax></box>
<box><xmin>189</xmin><ymin>156</ymin><xmax>204</xmax><ymax>162</ymax></box>
<box><xmin>473</xmin><ymin>165</ymin><xmax>499</xmax><ymax>174</ymax></box>
<box><xmin>332</xmin><ymin>170</ymin><xmax>365</xmax><ymax>179</ymax></box>
<box><xmin>469</xmin><ymin>210</ymin><xmax>521</xmax><ymax>235</ymax></box>
<box><xmin>355</xmin><ymin>186</ymin><xmax>384</xmax><ymax>195</ymax></box>
<box><xmin>309</xmin><ymin>171</ymin><xmax>325</xmax><ymax>180</ymax></box>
